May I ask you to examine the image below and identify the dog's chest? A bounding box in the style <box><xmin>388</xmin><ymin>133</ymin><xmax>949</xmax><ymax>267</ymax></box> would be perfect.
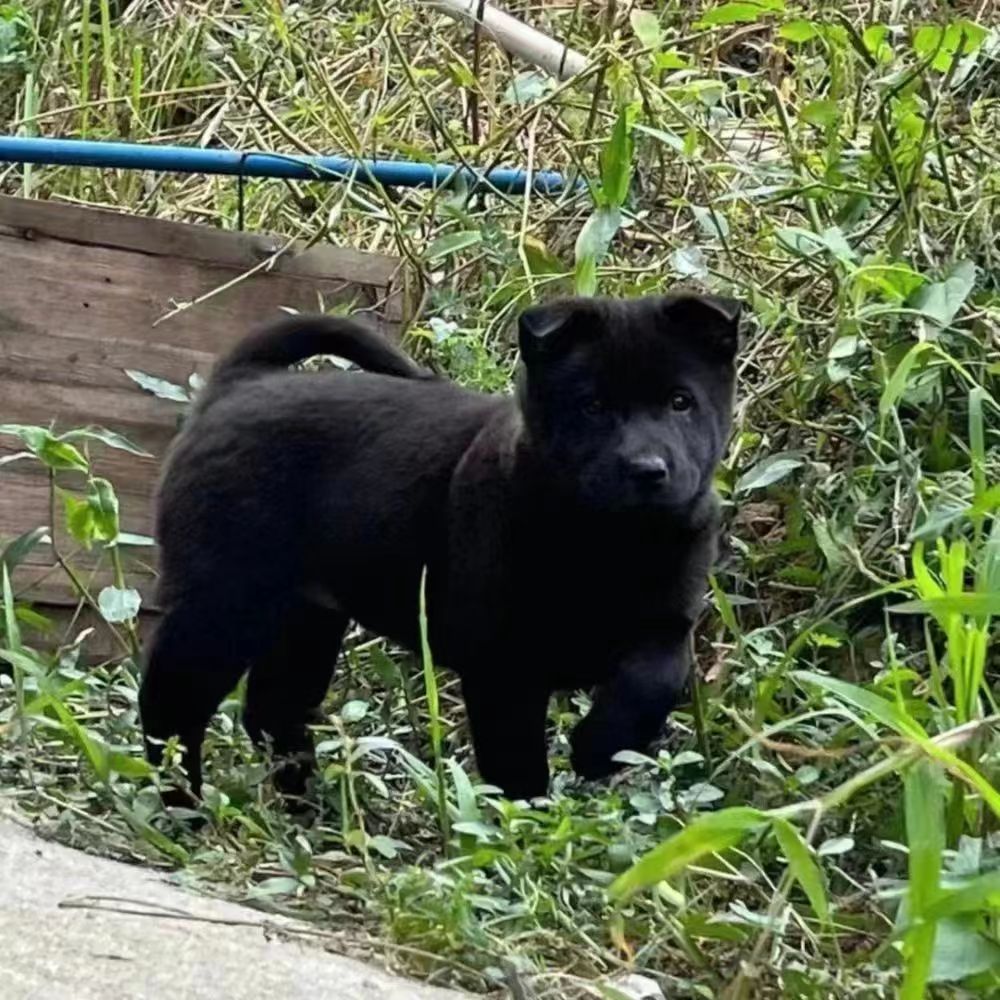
<box><xmin>510</xmin><ymin>519</ymin><xmax>692</xmax><ymax>654</ymax></box>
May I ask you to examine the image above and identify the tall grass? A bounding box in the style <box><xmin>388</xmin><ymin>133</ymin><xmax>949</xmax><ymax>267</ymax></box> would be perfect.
<box><xmin>0</xmin><ymin>1</ymin><xmax>999</xmax><ymax>996</ymax></box>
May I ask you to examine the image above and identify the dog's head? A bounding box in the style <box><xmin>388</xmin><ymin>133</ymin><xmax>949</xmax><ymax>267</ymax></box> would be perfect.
<box><xmin>516</xmin><ymin>294</ymin><xmax>740</xmax><ymax>513</ymax></box>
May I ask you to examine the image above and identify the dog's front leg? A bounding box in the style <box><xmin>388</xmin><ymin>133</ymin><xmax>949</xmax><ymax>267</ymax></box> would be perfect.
<box><xmin>570</xmin><ymin>637</ymin><xmax>690</xmax><ymax>780</ymax></box>
<box><xmin>461</xmin><ymin>673</ymin><xmax>551</xmax><ymax>801</ymax></box>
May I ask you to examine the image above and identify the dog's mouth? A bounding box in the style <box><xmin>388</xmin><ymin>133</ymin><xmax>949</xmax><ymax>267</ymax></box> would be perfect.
<box><xmin>578</xmin><ymin>478</ymin><xmax>703</xmax><ymax>515</ymax></box>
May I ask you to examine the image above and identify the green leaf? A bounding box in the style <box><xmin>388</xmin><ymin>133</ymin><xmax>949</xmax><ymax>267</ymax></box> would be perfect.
<box><xmin>252</xmin><ymin>876</ymin><xmax>302</xmax><ymax>897</ymax></box>
<box><xmin>630</xmin><ymin>10</ymin><xmax>662</xmax><ymax>49</ymax></box>
<box><xmin>63</xmin><ymin>493</ymin><xmax>96</xmax><ymax>549</ymax></box>
<box><xmin>670</xmin><ymin>244</ymin><xmax>708</xmax><ymax>279</ymax></box>
<box><xmin>655</xmin><ymin>50</ymin><xmax>690</xmax><ymax>70</ymax></box>
<box><xmin>891</xmin><ymin>594</ymin><xmax>1000</xmax><ymax>618</ymax></box>
<box><xmin>599</xmin><ymin>110</ymin><xmax>633</xmax><ymax>208</ymax></box>
<box><xmin>574</xmin><ymin>207</ymin><xmax>621</xmax><ymax>296</ymax></box>
<box><xmin>901</xmin><ymin>760</ymin><xmax>945</xmax><ymax>999</ymax></box>
<box><xmin>697</xmin><ymin>1</ymin><xmax>785</xmax><ymax>28</ymax></box>
<box><xmin>735</xmin><ymin>452</ymin><xmax>805</xmax><ymax>493</ymax></box>
<box><xmin>503</xmin><ymin>70</ymin><xmax>552</xmax><ymax>105</ymax></box>
<box><xmin>105</xmin><ymin>749</ymin><xmax>154</xmax><ymax>779</ymax></box>
<box><xmin>792</xmin><ymin>670</ymin><xmax>926</xmax><ymax>739</ymax></box>
<box><xmin>522</xmin><ymin>236</ymin><xmax>563</xmax><ymax>277</ymax></box>
<box><xmin>116</xmin><ymin>532</ymin><xmax>155</xmax><ymax>547</ymax></box>
<box><xmin>879</xmin><ymin>342</ymin><xmax>934</xmax><ymax>417</ymax></box>
<box><xmin>98</xmin><ymin>586</ymin><xmax>141</xmax><ymax>623</ymax></box>
<box><xmin>863</xmin><ymin>24</ymin><xmax>893</xmax><ymax>63</ymax></box>
<box><xmin>634</xmin><ymin>123</ymin><xmax>685</xmax><ymax>154</ymax></box>
<box><xmin>447</xmin><ymin>758</ymin><xmax>481</xmax><ymax>823</ymax></box>
<box><xmin>929</xmin><ymin>917</ymin><xmax>1000</xmax><ymax>984</ymax></box>
<box><xmin>124</xmin><ymin>369</ymin><xmax>190</xmax><ymax>403</ymax></box>
<box><xmin>64</xmin><ymin>426</ymin><xmax>152</xmax><ymax>457</ymax></box>
<box><xmin>925</xmin><ymin>871</ymin><xmax>1000</xmax><ymax>923</ymax></box>
<box><xmin>692</xmin><ymin>204</ymin><xmax>729</xmax><ymax>240</ymax></box>
<box><xmin>610</xmin><ymin>807</ymin><xmax>765</xmax><ymax>901</ymax></box>
<box><xmin>1</xmin><ymin>526</ymin><xmax>49</xmax><ymax>572</ymax></box>
<box><xmin>910</xmin><ymin>260</ymin><xmax>976</xmax><ymax>328</ymax></box>
<box><xmin>771</xmin><ymin>817</ymin><xmax>829</xmax><ymax>925</ymax></box>
<box><xmin>852</xmin><ymin>263</ymin><xmax>926</xmax><ymax>302</ymax></box>
<box><xmin>2</xmin><ymin>562</ymin><xmax>21</xmax><ymax>653</ymax></box>
<box><xmin>776</xmin><ymin>226</ymin><xmax>855</xmax><ymax>264</ymax></box>
<box><xmin>914</xmin><ymin>21</ymin><xmax>988</xmax><ymax>73</ymax></box>
<box><xmin>799</xmin><ymin>99</ymin><xmax>840</xmax><ymax>128</ymax></box>
<box><xmin>40</xmin><ymin>693</ymin><xmax>111</xmax><ymax>782</ymax></box>
<box><xmin>425</xmin><ymin>230</ymin><xmax>483</xmax><ymax>262</ymax></box>
<box><xmin>0</xmin><ymin>424</ymin><xmax>89</xmax><ymax>472</ymax></box>
<box><xmin>913</xmin><ymin>25</ymin><xmax>944</xmax><ymax>61</ymax></box>
<box><xmin>779</xmin><ymin>19</ymin><xmax>818</xmax><ymax>43</ymax></box>
<box><xmin>87</xmin><ymin>478</ymin><xmax>120</xmax><ymax>543</ymax></box>
<box><xmin>341</xmin><ymin>699</ymin><xmax>368</xmax><ymax>723</ymax></box>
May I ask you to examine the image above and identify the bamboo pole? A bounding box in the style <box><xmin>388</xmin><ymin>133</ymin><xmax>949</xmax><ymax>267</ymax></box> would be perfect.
<box><xmin>431</xmin><ymin>0</ymin><xmax>587</xmax><ymax>80</ymax></box>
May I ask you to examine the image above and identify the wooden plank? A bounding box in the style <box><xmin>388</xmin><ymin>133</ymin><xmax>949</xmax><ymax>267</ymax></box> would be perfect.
<box><xmin>0</xmin><ymin>196</ymin><xmax>408</xmax><ymax>636</ymax></box>
<box><xmin>0</xmin><ymin>235</ymin><xmax>393</xmax><ymax>352</ymax></box>
<box><xmin>0</xmin><ymin>194</ymin><xmax>403</xmax><ymax>289</ymax></box>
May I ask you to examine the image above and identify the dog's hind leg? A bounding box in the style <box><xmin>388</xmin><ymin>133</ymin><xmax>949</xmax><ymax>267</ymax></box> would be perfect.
<box><xmin>461</xmin><ymin>673</ymin><xmax>551</xmax><ymax>800</ymax></box>
<box><xmin>140</xmin><ymin>592</ymin><xmax>277</xmax><ymax>801</ymax></box>
<box><xmin>242</xmin><ymin>600</ymin><xmax>349</xmax><ymax>800</ymax></box>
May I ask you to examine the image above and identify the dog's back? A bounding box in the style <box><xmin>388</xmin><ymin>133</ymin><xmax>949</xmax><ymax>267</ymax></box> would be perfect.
<box><xmin>156</xmin><ymin>365</ymin><xmax>506</xmax><ymax>643</ymax></box>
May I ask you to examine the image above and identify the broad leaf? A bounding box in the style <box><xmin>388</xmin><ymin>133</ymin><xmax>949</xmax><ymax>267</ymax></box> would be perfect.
<box><xmin>630</xmin><ymin>10</ymin><xmax>662</xmax><ymax>49</ymax></box>
<box><xmin>698</xmin><ymin>2</ymin><xmax>785</xmax><ymax>28</ymax></box>
<box><xmin>735</xmin><ymin>452</ymin><xmax>805</xmax><ymax>493</ymax></box>
<box><xmin>779</xmin><ymin>19</ymin><xmax>818</xmax><ymax>43</ymax></box>
<box><xmin>910</xmin><ymin>260</ymin><xmax>976</xmax><ymax>328</ymax></box>
<box><xmin>98</xmin><ymin>586</ymin><xmax>141</xmax><ymax>623</ymax></box>
<box><xmin>0</xmin><ymin>424</ymin><xmax>88</xmax><ymax>472</ymax></box>
<box><xmin>692</xmin><ymin>204</ymin><xmax>729</xmax><ymax>239</ymax></box>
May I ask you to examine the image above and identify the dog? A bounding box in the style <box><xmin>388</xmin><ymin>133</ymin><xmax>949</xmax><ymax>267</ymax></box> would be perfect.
<box><xmin>139</xmin><ymin>293</ymin><xmax>740</xmax><ymax>802</ymax></box>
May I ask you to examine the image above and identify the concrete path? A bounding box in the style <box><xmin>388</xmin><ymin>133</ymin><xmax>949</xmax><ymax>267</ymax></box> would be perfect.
<box><xmin>0</xmin><ymin>816</ymin><xmax>468</xmax><ymax>1000</ymax></box>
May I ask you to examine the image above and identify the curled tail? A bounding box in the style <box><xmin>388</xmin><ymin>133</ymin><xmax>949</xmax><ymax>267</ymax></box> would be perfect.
<box><xmin>207</xmin><ymin>314</ymin><xmax>427</xmax><ymax>393</ymax></box>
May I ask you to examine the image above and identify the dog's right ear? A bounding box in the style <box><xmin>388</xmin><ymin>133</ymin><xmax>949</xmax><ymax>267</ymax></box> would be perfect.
<box><xmin>518</xmin><ymin>300</ymin><xmax>592</xmax><ymax>363</ymax></box>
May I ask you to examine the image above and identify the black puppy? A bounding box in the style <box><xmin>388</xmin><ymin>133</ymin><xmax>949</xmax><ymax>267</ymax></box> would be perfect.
<box><xmin>140</xmin><ymin>294</ymin><xmax>739</xmax><ymax>801</ymax></box>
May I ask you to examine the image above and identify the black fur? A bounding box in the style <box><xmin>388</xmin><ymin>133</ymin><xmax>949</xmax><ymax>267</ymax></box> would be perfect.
<box><xmin>140</xmin><ymin>295</ymin><xmax>739</xmax><ymax>801</ymax></box>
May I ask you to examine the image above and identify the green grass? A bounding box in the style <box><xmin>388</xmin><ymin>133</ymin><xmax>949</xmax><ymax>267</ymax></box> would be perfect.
<box><xmin>2</xmin><ymin>2</ymin><xmax>1000</xmax><ymax>997</ymax></box>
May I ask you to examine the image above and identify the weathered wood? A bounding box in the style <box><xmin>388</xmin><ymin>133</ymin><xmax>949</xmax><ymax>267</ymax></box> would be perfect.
<box><xmin>0</xmin><ymin>196</ymin><xmax>408</xmax><ymax>641</ymax></box>
<box><xmin>0</xmin><ymin>195</ymin><xmax>404</xmax><ymax>290</ymax></box>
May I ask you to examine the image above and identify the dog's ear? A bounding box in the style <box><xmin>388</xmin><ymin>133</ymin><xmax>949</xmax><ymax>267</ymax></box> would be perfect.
<box><xmin>662</xmin><ymin>293</ymin><xmax>743</xmax><ymax>361</ymax></box>
<box><xmin>518</xmin><ymin>299</ymin><xmax>595</xmax><ymax>363</ymax></box>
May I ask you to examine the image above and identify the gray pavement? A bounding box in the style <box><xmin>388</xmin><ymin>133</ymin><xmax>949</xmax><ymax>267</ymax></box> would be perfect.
<box><xmin>0</xmin><ymin>815</ymin><xmax>467</xmax><ymax>1000</ymax></box>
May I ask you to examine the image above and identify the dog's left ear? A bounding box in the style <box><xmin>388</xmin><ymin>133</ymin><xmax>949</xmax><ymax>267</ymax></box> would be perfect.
<box><xmin>518</xmin><ymin>299</ymin><xmax>596</xmax><ymax>364</ymax></box>
<box><xmin>662</xmin><ymin>293</ymin><xmax>743</xmax><ymax>360</ymax></box>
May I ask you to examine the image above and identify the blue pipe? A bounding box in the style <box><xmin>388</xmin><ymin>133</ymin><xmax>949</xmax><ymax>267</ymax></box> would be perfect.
<box><xmin>0</xmin><ymin>136</ymin><xmax>570</xmax><ymax>194</ymax></box>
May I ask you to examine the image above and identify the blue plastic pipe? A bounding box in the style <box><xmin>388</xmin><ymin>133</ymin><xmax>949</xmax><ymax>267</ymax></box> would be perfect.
<box><xmin>0</xmin><ymin>136</ymin><xmax>569</xmax><ymax>194</ymax></box>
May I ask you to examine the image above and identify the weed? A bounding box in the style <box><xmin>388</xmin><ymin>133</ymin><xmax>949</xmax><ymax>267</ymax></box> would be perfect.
<box><xmin>2</xmin><ymin>2</ymin><xmax>1000</xmax><ymax>997</ymax></box>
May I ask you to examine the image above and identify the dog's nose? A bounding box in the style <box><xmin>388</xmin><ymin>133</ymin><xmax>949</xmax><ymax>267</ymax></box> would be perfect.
<box><xmin>625</xmin><ymin>454</ymin><xmax>668</xmax><ymax>485</ymax></box>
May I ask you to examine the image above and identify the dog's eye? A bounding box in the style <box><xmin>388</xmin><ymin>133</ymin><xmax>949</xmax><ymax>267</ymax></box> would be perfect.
<box><xmin>670</xmin><ymin>390</ymin><xmax>694</xmax><ymax>412</ymax></box>
<box><xmin>582</xmin><ymin>397</ymin><xmax>605</xmax><ymax>416</ymax></box>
